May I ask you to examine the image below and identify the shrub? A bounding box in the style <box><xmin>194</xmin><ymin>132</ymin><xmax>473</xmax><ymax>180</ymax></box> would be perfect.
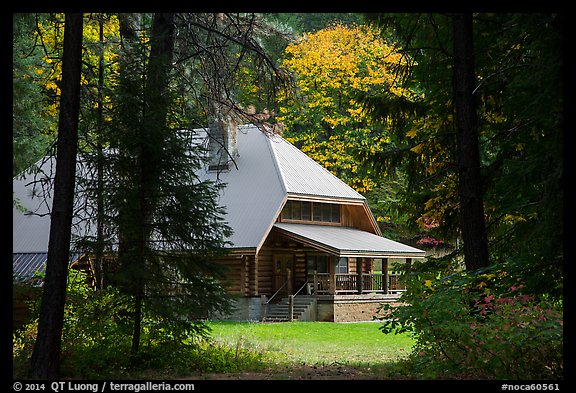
<box><xmin>377</xmin><ymin>266</ymin><xmax>563</xmax><ymax>379</ymax></box>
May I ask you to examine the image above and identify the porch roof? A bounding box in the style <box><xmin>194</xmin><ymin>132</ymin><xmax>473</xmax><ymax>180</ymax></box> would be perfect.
<box><xmin>273</xmin><ymin>223</ymin><xmax>426</xmax><ymax>259</ymax></box>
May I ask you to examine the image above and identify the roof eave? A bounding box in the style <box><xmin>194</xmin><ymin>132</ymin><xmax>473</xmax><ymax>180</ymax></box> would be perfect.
<box><xmin>285</xmin><ymin>193</ymin><xmax>365</xmax><ymax>204</ymax></box>
<box><xmin>338</xmin><ymin>250</ymin><xmax>426</xmax><ymax>259</ymax></box>
<box><xmin>273</xmin><ymin>225</ymin><xmax>424</xmax><ymax>259</ymax></box>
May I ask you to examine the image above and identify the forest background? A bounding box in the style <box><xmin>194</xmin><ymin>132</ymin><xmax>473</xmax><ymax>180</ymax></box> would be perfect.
<box><xmin>13</xmin><ymin>13</ymin><xmax>563</xmax><ymax>380</ymax></box>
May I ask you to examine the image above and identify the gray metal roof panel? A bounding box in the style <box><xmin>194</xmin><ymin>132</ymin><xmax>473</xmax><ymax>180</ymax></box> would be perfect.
<box><xmin>13</xmin><ymin>158</ymin><xmax>95</xmax><ymax>254</ymax></box>
<box><xmin>198</xmin><ymin>125</ymin><xmax>286</xmax><ymax>250</ymax></box>
<box><xmin>13</xmin><ymin>253</ymin><xmax>47</xmax><ymax>281</ymax></box>
<box><xmin>13</xmin><ymin>207</ymin><xmax>51</xmax><ymax>253</ymax></box>
<box><xmin>13</xmin><ymin>159</ymin><xmax>54</xmax><ymax>254</ymax></box>
<box><xmin>268</xmin><ymin>133</ymin><xmax>366</xmax><ymax>201</ymax></box>
<box><xmin>201</xmin><ymin>125</ymin><xmax>367</xmax><ymax>250</ymax></box>
<box><xmin>13</xmin><ymin>252</ymin><xmax>84</xmax><ymax>282</ymax></box>
<box><xmin>274</xmin><ymin>222</ymin><xmax>425</xmax><ymax>258</ymax></box>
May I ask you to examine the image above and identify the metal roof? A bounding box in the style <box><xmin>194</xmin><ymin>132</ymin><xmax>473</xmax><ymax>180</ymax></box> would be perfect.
<box><xmin>198</xmin><ymin>125</ymin><xmax>372</xmax><ymax>250</ymax></box>
<box><xmin>13</xmin><ymin>253</ymin><xmax>47</xmax><ymax>281</ymax></box>
<box><xmin>12</xmin><ymin>252</ymin><xmax>83</xmax><ymax>283</ymax></box>
<box><xmin>274</xmin><ymin>223</ymin><xmax>426</xmax><ymax>258</ymax></box>
<box><xmin>199</xmin><ymin>125</ymin><xmax>286</xmax><ymax>251</ymax></box>
<box><xmin>13</xmin><ymin>124</ymin><xmax>423</xmax><ymax>278</ymax></box>
<box><xmin>13</xmin><ymin>157</ymin><xmax>95</xmax><ymax>254</ymax></box>
<box><xmin>13</xmin><ymin>160</ymin><xmax>53</xmax><ymax>254</ymax></box>
<box><xmin>267</xmin><ymin>133</ymin><xmax>365</xmax><ymax>201</ymax></box>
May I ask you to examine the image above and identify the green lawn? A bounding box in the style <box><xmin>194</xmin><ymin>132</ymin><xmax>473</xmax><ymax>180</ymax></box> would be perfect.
<box><xmin>206</xmin><ymin>321</ymin><xmax>415</xmax><ymax>366</ymax></box>
<box><xmin>14</xmin><ymin>320</ymin><xmax>415</xmax><ymax>379</ymax></box>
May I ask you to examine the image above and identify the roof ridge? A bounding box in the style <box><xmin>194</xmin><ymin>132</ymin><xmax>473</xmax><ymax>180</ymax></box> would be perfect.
<box><xmin>264</xmin><ymin>129</ymin><xmax>288</xmax><ymax>196</ymax></box>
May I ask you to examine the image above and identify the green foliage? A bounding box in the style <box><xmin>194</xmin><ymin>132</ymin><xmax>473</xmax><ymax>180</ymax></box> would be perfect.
<box><xmin>80</xmin><ymin>14</ymin><xmax>236</xmax><ymax>350</ymax></box>
<box><xmin>363</xmin><ymin>15</ymin><xmax>564</xmax><ymax>378</ymax></box>
<box><xmin>362</xmin><ymin>13</ymin><xmax>562</xmax><ymax>292</ymax></box>
<box><xmin>13</xmin><ymin>271</ymin><xmax>265</xmax><ymax>379</ymax></box>
<box><xmin>265</xmin><ymin>13</ymin><xmax>363</xmax><ymax>35</ymax></box>
<box><xmin>377</xmin><ymin>264</ymin><xmax>563</xmax><ymax>379</ymax></box>
<box><xmin>12</xmin><ymin>14</ymin><xmax>56</xmax><ymax>176</ymax></box>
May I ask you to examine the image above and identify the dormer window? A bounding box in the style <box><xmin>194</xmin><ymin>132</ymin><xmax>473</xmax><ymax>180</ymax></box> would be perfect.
<box><xmin>281</xmin><ymin>200</ymin><xmax>341</xmax><ymax>224</ymax></box>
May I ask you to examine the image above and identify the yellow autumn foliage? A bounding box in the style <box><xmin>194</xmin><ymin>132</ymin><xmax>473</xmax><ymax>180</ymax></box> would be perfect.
<box><xmin>32</xmin><ymin>14</ymin><xmax>121</xmax><ymax>136</ymax></box>
<box><xmin>279</xmin><ymin>23</ymin><xmax>414</xmax><ymax>194</ymax></box>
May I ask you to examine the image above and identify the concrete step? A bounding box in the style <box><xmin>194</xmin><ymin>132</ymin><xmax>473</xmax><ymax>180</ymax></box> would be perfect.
<box><xmin>263</xmin><ymin>296</ymin><xmax>316</xmax><ymax>322</ymax></box>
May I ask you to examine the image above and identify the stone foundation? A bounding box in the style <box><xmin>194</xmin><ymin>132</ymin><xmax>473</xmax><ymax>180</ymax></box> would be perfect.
<box><xmin>215</xmin><ymin>294</ymin><xmax>404</xmax><ymax>322</ymax></box>
<box><xmin>213</xmin><ymin>296</ymin><xmax>263</xmax><ymax>321</ymax></box>
<box><xmin>318</xmin><ymin>294</ymin><xmax>403</xmax><ymax>322</ymax></box>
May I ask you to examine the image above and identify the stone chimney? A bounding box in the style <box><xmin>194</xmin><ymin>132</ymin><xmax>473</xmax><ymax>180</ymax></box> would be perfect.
<box><xmin>208</xmin><ymin>114</ymin><xmax>237</xmax><ymax>171</ymax></box>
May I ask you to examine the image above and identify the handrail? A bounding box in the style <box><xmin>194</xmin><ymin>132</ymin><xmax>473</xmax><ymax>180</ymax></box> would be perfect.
<box><xmin>305</xmin><ymin>272</ymin><xmax>405</xmax><ymax>295</ymax></box>
<box><xmin>293</xmin><ymin>280</ymin><xmax>309</xmax><ymax>297</ymax></box>
<box><xmin>266</xmin><ymin>280</ymin><xmax>287</xmax><ymax>304</ymax></box>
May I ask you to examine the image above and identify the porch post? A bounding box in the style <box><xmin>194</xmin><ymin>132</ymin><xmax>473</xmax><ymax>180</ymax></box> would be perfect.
<box><xmin>404</xmin><ymin>258</ymin><xmax>412</xmax><ymax>292</ymax></box>
<box><xmin>287</xmin><ymin>268</ymin><xmax>293</xmax><ymax>295</ymax></box>
<box><xmin>313</xmin><ymin>270</ymin><xmax>318</xmax><ymax>294</ymax></box>
<box><xmin>329</xmin><ymin>259</ymin><xmax>336</xmax><ymax>294</ymax></box>
<box><xmin>356</xmin><ymin>258</ymin><xmax>363</xmax><ymax>294</ymax></box>
<box><xmin>260</xmin><ymin>294</ymin><xmax>267</xmax><ymax>321</ymax></box>
<box><xmin>406</xmin><ymin>258</ymin><xmax>412</xmax><ymax>268</ymax></box>
<box><xmin>288</xmin><ymin>295</ymin><xmax>294</xmax><ymax>321</ymax></box>
<box><xmin>382</xmin><ymin>258</ymin><xmax>388</xmax><ymax>294</ymax></box>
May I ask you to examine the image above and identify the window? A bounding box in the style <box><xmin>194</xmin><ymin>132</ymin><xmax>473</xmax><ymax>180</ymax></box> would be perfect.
<box><xmin>292</xmin><ymin>200</ymin><xmax>302</xmax><ymax>220</ymax></box>
<box><xmin>282</xmin><ymin>200</ymin><xmax>341</xmax><ymax>224</ymax></box>
<box><xmin>307</xmin><ymin>255</ymin><xmax>328</xmax><ymax>273</ymax></box>
<box><xmin>301</xmin><ymin>201</ymin><xmax>312</xmax><ymax>221</ymax></box>
<box><xmin>322</xmin><ymin>203</ymin><xmax>331</xmax><ymax>222</ymax></box>
<box><xmin>330</xmin><ymin>203</ymin><xmax>340</xmax><ymax>223</ymax></box>
<box><xmin>312</xmin><ymin>203</ymin><xmax>322</xmax><ymax>221</ymax></box>
<box><xmin>336</xmin><ymin>257</ymin><xmax>348</xmax><ymax>274</ymax></box>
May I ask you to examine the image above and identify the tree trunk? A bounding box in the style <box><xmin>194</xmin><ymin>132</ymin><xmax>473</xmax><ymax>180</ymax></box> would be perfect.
<box><xmin>95</xmin><ymin>14</ymin><xmax>106</xmax><ymax>290</ymax></box>
<box><xmin>452</xmin><ymin>13</ymin><xmax>489</xmax><ymax>270</ymax></box>
<box><xmin>29</xmin><ymin>13</ymin><xmax>83</xmax><ymax>379</ymax></box>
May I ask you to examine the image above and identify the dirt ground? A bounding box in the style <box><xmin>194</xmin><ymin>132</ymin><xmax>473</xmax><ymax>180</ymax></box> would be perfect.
<box><xmin>186</xmin><ymin>364</ymin><xmax>388</xmax><ymax>380</ymax></box>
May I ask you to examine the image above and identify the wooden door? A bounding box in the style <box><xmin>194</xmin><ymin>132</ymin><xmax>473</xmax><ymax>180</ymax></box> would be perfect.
<box><xmin>273</xmin><ymin>254</ymin><xmax>294</xmax><ymax>295</ymax></box>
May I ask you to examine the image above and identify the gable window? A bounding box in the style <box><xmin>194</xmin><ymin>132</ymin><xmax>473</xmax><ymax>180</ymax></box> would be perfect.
<box><xmin>301</xmin><ymin>201</ymin><xmax>312</xmax><ymax>221</ymax></box>
<box><xmin>281</xmin><ymin>200</ymin><xmax>341</xmax><ymax>224</ymax></box>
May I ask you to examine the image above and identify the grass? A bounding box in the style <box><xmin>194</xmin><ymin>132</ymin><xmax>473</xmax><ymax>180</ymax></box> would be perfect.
<box><xmin>13</xmin><ymin>320</ymin><xmax>416</xmax><ymax>379</ymax></box>
<box><xmin>205</xmin><ymin>320</ymin><xmax>415</xmax><ymax>367</ymax></box>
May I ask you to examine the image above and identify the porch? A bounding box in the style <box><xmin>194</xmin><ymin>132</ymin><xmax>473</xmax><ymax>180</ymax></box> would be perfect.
<box><xmin>308</xmin><ymin>271</ymin><xmax>405</xmax><ymax>295</ymax></box>
<box><xmin>270</xmin><ymin>223</ymin><xmax>424</xmax><ymax>296</ymax></box>
<box><xmin>229</xmin><ymin>223</ymin><xmax>426</xmax><ymax>322</ymax></box>
<box><xmin>270</xmin><ymin>256</ymin><xmax>410</xmax><ymax>298</ymax></box>
<box><xmin>264</xmin><ymin>270</ymin><xmax>406</xmax><ymax>322</ymax></box>
<box><xmin>261</xmin><ymin>291</ymin><xmax>406</xmax><ymax>323</ymax></box>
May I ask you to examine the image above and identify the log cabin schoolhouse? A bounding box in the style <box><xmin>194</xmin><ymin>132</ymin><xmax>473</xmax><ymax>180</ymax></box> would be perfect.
<box><xmin>12</xmin><ymin>123</ymin><xmax>425</xmax><ymax>322</ymax></box>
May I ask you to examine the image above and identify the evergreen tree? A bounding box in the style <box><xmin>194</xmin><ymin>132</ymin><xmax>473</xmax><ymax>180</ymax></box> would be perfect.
<box><xmin>362</xmin><ymin>13</ymin><xmax>562</xmax><ymax>294</ymax></box>
<box><xmin>103</xmin><ymin>13</ymin><xmax>234</xmax><ymax>355</ymax></box>
<box><xmin>452</xmin><ymin>13</ymin><xmax>489</xmax><ymax>270</ymax></box>
<box><xmin>12</xmin><ymin>14</ymin><xmax>56</xmax><ymax>177</ymax></box>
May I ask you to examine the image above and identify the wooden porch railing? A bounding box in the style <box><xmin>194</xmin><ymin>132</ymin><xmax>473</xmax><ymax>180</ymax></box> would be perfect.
<box><xmin>308</xmin><ymin>272</ymin><xmax>405</xmax><ymax>295</ymax></box>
